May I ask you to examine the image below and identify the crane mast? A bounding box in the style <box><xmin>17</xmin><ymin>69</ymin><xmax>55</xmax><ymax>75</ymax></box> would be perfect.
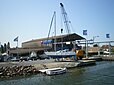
<box><xmin>47</xmin><ymin>11</ymin><xmax>56</xmax><ymax>51</ymax></box>
<box><xmin>60</xmin><ymin>3</ymin><xmax>70</xmax><ymax>34</ymax></box>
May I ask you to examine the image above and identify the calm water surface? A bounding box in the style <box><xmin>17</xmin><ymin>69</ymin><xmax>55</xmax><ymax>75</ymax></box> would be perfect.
<box><xmin>0</xmin><ymin>61</ymin><xmax>114</xmax><ymax>85</ymax></box>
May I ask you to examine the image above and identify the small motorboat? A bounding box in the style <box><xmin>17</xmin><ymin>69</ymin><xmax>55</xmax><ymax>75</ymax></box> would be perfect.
<box><xmin>39</xmin><ymin>67</ymin><xmax>67</xmax><ymax>76</ymax></box>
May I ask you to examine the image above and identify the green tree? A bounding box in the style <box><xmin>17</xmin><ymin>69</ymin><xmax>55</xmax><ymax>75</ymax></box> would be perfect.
<box><xmin>7</xmin><ymin>42</ymin><xmax>10</xmax><ymax>49</ymax></box>
<box><xmin>1</xmin><ymin>45</ymin><xmax>4</xmax><ymax>53</ymax></box>
<box><xmin>93</xmin><ymin>44</ymin><xmax>98</xmax><ymax>47</ymax></box>
<box><xmin>4</xmin><ymin>43</ymin><xmax>7</xmax><ymax>52</ymax></box>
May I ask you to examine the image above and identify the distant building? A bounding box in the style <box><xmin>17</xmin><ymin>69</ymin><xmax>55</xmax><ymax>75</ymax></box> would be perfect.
<box><xmin>101</xmin><ymin>45</ymin><xmax>111</xmax><ymax>51</ymax></box>
<box><xmin>22</xmin><ymin>33</ymin><xmax>84</xmax><ymax>50</ymax></box>
<box><xmin>10</xmin><ymin>33</ymin><xmax>84</xmax><ymax>56</ymax></box>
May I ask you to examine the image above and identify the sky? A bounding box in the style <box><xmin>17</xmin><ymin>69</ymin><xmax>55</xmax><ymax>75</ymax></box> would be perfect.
<box><xmin>0</xmin><ymin>0</ymin><xmax>114</xmax><ymax>47</ymax></box>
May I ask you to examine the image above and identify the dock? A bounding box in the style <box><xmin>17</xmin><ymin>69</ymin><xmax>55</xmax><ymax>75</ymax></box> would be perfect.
<box><xmin>83</xmin><ymin>57</ymin><xmax>102</xmax><ymax>61</ymax></box>
<box><xmin>92</xmin><ymin>55</ymin><xmax>114</xmax><ymax>61</ymax></box>
<box><xmin>102</xmin><ymin>55</ymin><xmax>114</xmax><ymax>61</ymax></box>
<box><xmin>77</xmin><ymin>60</ymin><xmax>96</xmax><ymax>67</ymax></box>
<box><xmin>0</xmin><ymin>59</ymin><xmax>96</xmax><ymax>78</ymax></box>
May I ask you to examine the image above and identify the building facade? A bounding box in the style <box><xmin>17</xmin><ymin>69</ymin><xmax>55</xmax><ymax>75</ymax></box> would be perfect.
<box><xmin>10</xmin><ymin>33</ymin><xmax>84</xmax><ymax>57</ymax></box>
<box><xmin>22</xmin><ymin>33</ymin><xmax>85</xmax><ymax>51</ymax></box>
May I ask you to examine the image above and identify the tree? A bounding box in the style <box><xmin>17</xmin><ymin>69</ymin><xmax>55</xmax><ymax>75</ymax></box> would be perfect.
<box><xmin>93</xmin><ymin>44</ymin><xmax>98</xmax><ymax>47</ymax></box>
<box><xmin>1</xmin><ymin>45</ymin><xmax>4</xmax><ymax>53</ymax></box>
<box><xmin>7</xmin><ymin>42</ymin><xmax>10</xmax><ymax>49</ymax></box>
<box><xmin>0</xmin><ymin>42</ymin><xmax>11</xmax><ymax>53</ymax></box>
<box><xmin>4</xmin><ymin>43</ymin><xmax>7</xmax><ymax>52</ymax></box>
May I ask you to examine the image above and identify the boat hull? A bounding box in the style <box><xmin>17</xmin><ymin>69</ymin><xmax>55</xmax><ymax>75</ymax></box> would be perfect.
<box><xmin>45</xmin><ymin>50</ymin><xmax>76</xmax><ymax>58</ymax></box>
<box><xmin>46</xmin><ymin>68</ymin><xmax>66</xmax><ymax>75</ymax></box>
<box><xmin>39</xmin><ymin>67</ymin><xmax>67</xmax><ymax>76</ymax></box>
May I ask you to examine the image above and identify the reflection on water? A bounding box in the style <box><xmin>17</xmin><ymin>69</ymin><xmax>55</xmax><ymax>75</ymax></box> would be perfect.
<box><xmin>0</xmin><ymin>61</ymin><xmax>114</xmax><ymax>85</ymax></box>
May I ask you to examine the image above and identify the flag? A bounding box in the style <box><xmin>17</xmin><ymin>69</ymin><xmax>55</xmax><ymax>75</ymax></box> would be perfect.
<box><xmin>106</xmin><ymin>34</ymin><xmax>110</xmax><ymax>38</ymax></box>
<box><xmin>14</xmin><ymin>36</ymin><xmax>18</xmax><ymax>42</ymax></box>
<box><xmin>83</xmin><ymin>30</ymin><xmax>87</xmax><ymax>35</ymax></box>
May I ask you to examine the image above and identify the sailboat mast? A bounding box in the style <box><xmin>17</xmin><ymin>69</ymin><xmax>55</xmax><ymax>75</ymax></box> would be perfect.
<box><xmin>54</xmin><ymin>11</ymin><xmax>56</xmax><ymax>51</ymax></box>
<box><xmin>47</xmin><ymin>11</ymin><xmax>56</xmax><ymax>49</ymax></box>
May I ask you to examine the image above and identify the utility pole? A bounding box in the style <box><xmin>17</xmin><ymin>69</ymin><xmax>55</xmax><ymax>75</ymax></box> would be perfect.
<box><xmin>14</xmin><ymin>36</ymin><xmax>19</xmax><ymax>58</ymax></box>
<box><xmin>86</xmin><ymin>39</ymin><xmax>88</xmax><ymax>58</ymax></box>
<box><xmin>93</xmin><ymin>36</ymin><xmax>99</xmax><ymax>44</ymax></box>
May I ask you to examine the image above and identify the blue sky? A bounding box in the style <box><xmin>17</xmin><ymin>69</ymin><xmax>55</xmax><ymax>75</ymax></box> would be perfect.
<box><xmin>0</xmin><ymin>0</ymin><xmax>114</xmax><ymax>47</ymax></box>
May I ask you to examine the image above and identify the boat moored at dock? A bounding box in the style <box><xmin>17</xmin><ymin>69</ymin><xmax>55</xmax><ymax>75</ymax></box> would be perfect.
<box><xmin>39</xmin><ymin>67</ymin><xmax>67</xmax><ymax>76</ymax></box>
<box><xmin>45</xmin><ymin>50</ymin><xmax>76</xmax><ymax>58</ymax></box>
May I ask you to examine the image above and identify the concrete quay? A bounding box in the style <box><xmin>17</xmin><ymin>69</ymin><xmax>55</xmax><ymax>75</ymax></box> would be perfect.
<box><xmin>93</xmin><ymin>55</ymin><xmax>114</xmax><ymax>61</ymax></box>
<box><xmin>83</xmin><ymin>57</ymin><xmax>102</xmax><ymax>61</ymax></box>
<box><xmin>102</xmin><ymin>55</ymin><xmax>114</xmax><ymax>61</ymax></box>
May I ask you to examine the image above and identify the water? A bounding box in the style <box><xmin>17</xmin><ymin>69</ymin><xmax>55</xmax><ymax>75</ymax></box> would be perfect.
<box><xmin>0</xmin><ymin>61</ymin><xmax>114</xmax><ymax>85</ymax></box>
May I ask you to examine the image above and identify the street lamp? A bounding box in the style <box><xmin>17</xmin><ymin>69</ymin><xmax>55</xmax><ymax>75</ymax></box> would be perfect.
<box><xmin>93</xmin><ymin>36</ymin><xmax>99</xmax><ymax>43</ymax></box>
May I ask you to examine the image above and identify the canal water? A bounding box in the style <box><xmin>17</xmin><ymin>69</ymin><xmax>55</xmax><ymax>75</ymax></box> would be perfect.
<box><xmin>0</xmin><ymin>61</ymin><xmax>114</xmax><ymax>85</ymax></box>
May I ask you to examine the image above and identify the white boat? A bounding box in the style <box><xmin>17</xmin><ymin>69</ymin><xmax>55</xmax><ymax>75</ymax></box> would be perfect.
<box><xmin>45</xmin><ymin>49</ymin><xmax>76</xmax><ymax>58</ymax></box>
<box><xmin>39</xmin><ymin>67</ymin><xmax>67</xmax><ymax>75</ymax></box>
<box><xmin>44</xmin><ymin>11</ymin><xmax>76</xmax><ymax>59</ymax></box>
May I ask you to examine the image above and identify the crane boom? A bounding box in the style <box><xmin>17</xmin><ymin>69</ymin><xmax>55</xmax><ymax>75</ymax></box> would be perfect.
<box><xmin>47</xmin><ymin>12</ymin><xmax>56</xmax><ymax>40</ymax></box>
<box><xmin>47</xmin><ymin>11</ymin><xmax>56</xmax><ymax>51</ymax></box>
<box><xmin>60</xmin><ymin>3</ymin><xmax>70</xmax><ymax>34</ymax></box>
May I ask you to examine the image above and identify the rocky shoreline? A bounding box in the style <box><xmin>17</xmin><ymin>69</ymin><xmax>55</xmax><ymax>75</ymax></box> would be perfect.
<box><xmin>0</xmin><ymin>60</ymin><xmax>74</xmax><ymax>78</ymax></box>
<box><xmin>0</xmin><ymin>65</ymin><xmax>39</xmax><ymax>78</ymax></box>
<box><xmin>0</xmin><ymin>59</ymin><xmax>96</xmax><ymax>78</ymax></box>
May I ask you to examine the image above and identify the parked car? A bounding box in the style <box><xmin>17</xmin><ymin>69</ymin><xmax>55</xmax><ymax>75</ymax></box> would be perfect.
<box><xmin>0</xmin><ymin>55</ymin><xmax>10</xmax><ymax>62</ymax></box>
<box><xmin>29</xmin><ymin>56</ymin><xmax>38</xmax><ymax>61</ymax></box>
<box><xmin>20</xmin><ymin>56</ymin><xmax>29</xmax><ymax>61</ymax></box>
<box><xmin>11</xmin><ymin>57</ymin><xmax>20</xmax><ymax>61</ymax></box>
<box><xmin>39</xmin><ymin>54</ymin><xmax>49</xmax><ymax>60</ymax></box>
